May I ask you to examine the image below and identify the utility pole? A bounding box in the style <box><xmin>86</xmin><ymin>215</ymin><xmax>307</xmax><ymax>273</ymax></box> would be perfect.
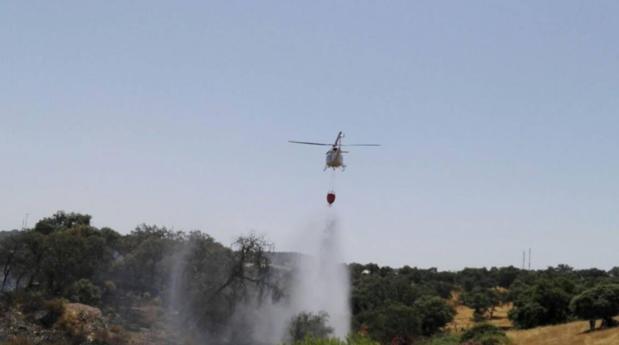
<box><xmin>522</xmin><ymin>251</ymin><xmax>526</xmax><ymax>270</ymax></box>
<box><xmin>528</xmin><ymin>248</ymin><xmax>531</xmax><ymax>270</ymax></box>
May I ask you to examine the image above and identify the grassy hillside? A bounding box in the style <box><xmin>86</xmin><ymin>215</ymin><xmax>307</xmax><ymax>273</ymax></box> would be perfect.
<box><xmin>448</xmin><ymin>296</ymin><xmax>619</xmax><ymax>345</ymax></box>
<box><xmin>507</xmin><ymin>318</ymin><xmax>619</xmax><ymax>345</ymax></box>
<box><xmin>447</xmin><ymin>292</ymin><xmax>512</xmax><ymax>331</ymax></box>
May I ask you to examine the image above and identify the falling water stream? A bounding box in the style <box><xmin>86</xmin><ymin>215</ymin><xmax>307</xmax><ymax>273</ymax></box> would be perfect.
<box><xmin>288</xmin><ymin>212</ymin><xmax>350</xmax><ymax>338</ymax></box>
<box><xmin>166</xmin><ymin>209</ymin><xmax>350</xmax><ymax>344</ymax></box>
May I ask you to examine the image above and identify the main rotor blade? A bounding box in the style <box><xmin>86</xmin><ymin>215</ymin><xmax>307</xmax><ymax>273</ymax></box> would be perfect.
<box><xmin>288</xmin><ymin>140</ymin><xmax>332</xmax><ymax>146</ymax></box>
<box><xmin>341</xmin><ymin>144</ymin><xmax>381</xmax><ymax>147</ymax></box>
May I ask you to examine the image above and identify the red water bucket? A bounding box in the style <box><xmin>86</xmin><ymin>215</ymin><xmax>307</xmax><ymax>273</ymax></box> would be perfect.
<box><xmin>326</xmin><ymin>192</ymin><xmax>336</xmax><ymax>206</ymax></box>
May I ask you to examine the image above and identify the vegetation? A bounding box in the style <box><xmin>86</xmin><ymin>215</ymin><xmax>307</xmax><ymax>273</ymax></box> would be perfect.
<box><xmin>1</xmin><ymin>211</ymin><xmax>618</xmax><ymax>345</ymax></box>
<box><xmin>417</xmin><ymin>334</ymin><xmax>459</xmax><ymax>345</ymax></box>
<box><xmin>66</xmin><ymin>279</ymin><xmax>101</xmax><ymax>306</ymax></box>
<box><xmin>350</xmin><ymin>265</ymin><xmax>455</xmax><ymax>343</ymax></box>
<box><xmin>287</xmin><ymin>335</ymin><xmax>379</xmax><ymax>345</ymax></box>
<box><xmin>0</xmin><ymin>211</ymin><xmax>277</xmax><ymax>344</ymax></box>
<box><xmin>414</xmin><ymin>296</ymin><xmax>456</xmax><ymax>336</ymax></box>
<box><xmin>508</xmin><ymin>278</ymin><xmax>574</xmax><ymax>329</ymax></box>
<box><xmin>460</xmin><ymin>288</ymin><xmax>500</xmax><ymax>321</ymax></box>
<box><xmin>570</xmin><ymin>284</ymin><xmax>619</xmax><ymax>330</ymax></box>
<box><xmin>460</xmin><ymin>323</ymin><xmax>509</xmax><ymax>345</ymax></box>
<box><xmin>289</xmin><ymin>312</ymin><xmax>334</xmax><ymax>341</ymax></box>
<box><xmin>506</xmin><ymin>317</ymin><xmax>619</xmax><ymax>345</ymax></box>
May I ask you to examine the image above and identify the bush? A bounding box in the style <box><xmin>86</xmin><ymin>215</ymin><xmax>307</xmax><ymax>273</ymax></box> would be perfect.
<box><xmin>39</xmin><ymin>298</ymin><xmax>66</xmax><ymax>327</ymax></box>
<box><xmin>418</xmin><ymin>334</ymin><xmax>459</xmax><ymax>345</ymax></box>
<box><xmin>507</xmin><ymin>302</ymin><xmax>546</xmax><ymax>329</ymax></box>
<box><xmin>360</xmin><ymin>302</ymin><xmax>421</xmax><ymax>344</ymax></box>
<box><xmin>92</xmin><ymin>325</ymin><xmax>130</xmax><ymax>345</ymax></box>
<box><xmin>18</xmin><ymin>291</ymin><xmax>45</xmax><ymax>314</ymax></box>
<box><xmin>31</xmin><ymin>299</ymin><xmax>65</xmax><ymax>328</ymax></box>
<box><xmin>413</xmin><ymin>296</ymin><xmax>455</xmax><ymax>336</ymax></box>
<box><xmin>471</xmin><ymin>333</ymin><xmax>510</xmax><ymax>345</ymax></box>
<box><xmin>0</xmin><ymin>291</ymin><xmax>16</xmax><ymax>310</ymax></box>
<box><xmin>288</xmin><ymin>312</ymin><xmax>334</xmax><ymax>341</ymax></box>
<box><xmin>460</xmin><ymin>323</ymin><xmax>509</xmax><ymax>345</ymax></box>
<box><xmin>66</xmin><ymin>279</ymin><xmax>101</xmax><ymax>306</ymax></box>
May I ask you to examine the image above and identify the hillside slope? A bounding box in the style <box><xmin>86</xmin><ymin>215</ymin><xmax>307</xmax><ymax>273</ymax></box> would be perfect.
<box><xmin>507</xmin><ymin>319</ymin><xmax>619</xmax><ymax>345</ymax></box>
<box><xmin>448</xmin><ymin>296</ymin><xmax>619</xmax><ymax>345</ymax></box>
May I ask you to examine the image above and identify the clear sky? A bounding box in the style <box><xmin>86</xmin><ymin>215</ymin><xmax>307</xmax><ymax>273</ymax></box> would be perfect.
<box><xmin>1</xmin><ymin>1</ymin><xmax>618</xmax><ymax>270</ymax></box>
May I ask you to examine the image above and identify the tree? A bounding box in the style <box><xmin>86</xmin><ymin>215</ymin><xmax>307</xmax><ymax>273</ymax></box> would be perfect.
<box><xmin>461</xmin><ymin>288</ymin><xmax>499</xmax><ymax>321</ymax></box>
<box><xmin>570</xmin><ymin>284</ymin><xmax>619</xmax><ymax>331</ymax></box>
<box><xmin>288</xmin><ymin>311</ymin><xmax>334</xmax><ymax>341</ymax></box>
<box><xmin>459</xmin><ymin>268</ymin><xmax>494</xmax><ymax>292</ymax></box>
<box><xmin>111</xmin><ymin>224</ymin><xmax>181</xmax><ymax>293</ymax></box>
<box><xmin>40</xmin><ymin>226</ymin><xmax>108</xmax><ymax>294</ymax></box>
<box><xmin>34</xmin><ymin>211</ymin><xmax>91</xmax><ymax>235</ymax></box>
<box><xmin>169</xmin><ymin>232</ymin><xmax>277</xmax><ymax>342</ymax></box>
<box><xmin>361</xmin><ymin>302</ymin><xmax>421</xmax><ymax>345</ymax></box>
<box><xmin>508</xmin><ymin>279</ymin><xmax>573</xmax><ymax>328</ymax></box>
<box><xmin>67</xmin><ymin>279</ymin><xmax>102</xmax><ymax>306</ymax></box>
<box><xmin>413</xmin><ymin>296</ymin><xmax>455</xmax><ymax>336</ymax></box>
<box><xmin>0</xmin><ymin>233</ymin><xmax>19</xmax><ymax>291</ymax></box>
<box><xmin>608</xmin><ymin>267</ymin><xmax>619</xmax><ymax>279</ymax></box>
<box><xmin>507</xmin><ymin>302</ymin><xmax>546</xmax><ymax>329</ymax></box>
<box><xmin>493</xmin><ymin>266</ymin><xmax>522</xmax><ymax>289</ymax></box>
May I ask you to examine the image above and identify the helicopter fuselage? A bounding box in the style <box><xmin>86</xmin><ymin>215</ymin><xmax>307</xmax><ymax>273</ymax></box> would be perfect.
<box><xmin>326</xmin><ymin>147</ymin><xmax>344</xmax><ymax>169</ymax></box>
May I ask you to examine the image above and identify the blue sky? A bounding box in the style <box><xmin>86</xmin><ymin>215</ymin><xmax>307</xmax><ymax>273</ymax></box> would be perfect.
<box><xmin>1</xmin><ymin>1</ymin><xmax>618</xmax><ymax>269</ymax></box>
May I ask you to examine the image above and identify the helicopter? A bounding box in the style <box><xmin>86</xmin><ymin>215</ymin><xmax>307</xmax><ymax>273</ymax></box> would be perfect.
<box><xmin>289</xmin><ymin>131</ymin><xmax>380</xmax><ymax>170</ymax></box>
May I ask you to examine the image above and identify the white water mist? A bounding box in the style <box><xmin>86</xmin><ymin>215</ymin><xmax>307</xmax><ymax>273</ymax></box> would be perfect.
<box><xmin>165</xmin><ymin>211</ymin><xmax>351</xmax><ymax>344</ymax></box>
<box><xmin>288</xmin><ymin>212</ymin><xmax>351</xmax><ymax>338</ymax></box>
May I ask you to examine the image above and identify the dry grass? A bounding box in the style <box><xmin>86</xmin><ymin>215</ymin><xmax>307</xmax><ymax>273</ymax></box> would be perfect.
<box><xmin>448</xmin><ymin>304</ymin><xmax>512</xmax><ymax>331</ymax></box>
<box><xmin>507</xmin><ymin>318</ymin><xmax>619</xmax><ymax>345</ymax></box>
<box><xmin>448</xmin><ymin>293</ymin><xmax>619</xmax><ymax>345</ymax></box>
<box><xmin>447</xmin><ymin>291</ymin><xmax>512</xmax><ymax>332</ymax></box>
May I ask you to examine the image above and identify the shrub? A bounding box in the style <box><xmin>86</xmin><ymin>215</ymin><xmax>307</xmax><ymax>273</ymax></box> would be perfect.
<box><xmin>56</xmin><ymin>310</ymin><xmax>89</xmax><ymax>345</ymax></box>
<box><xmin>39</xmin><ymin>298</ymin><xmax>66</xmax><ymax>327</ymax></box>
<box><xmin>288</xmin><ymin>312</ymin><xmax>334</xmax><ymax>342</ymax></box>
<box><xmin>418</xmin><ymin>334</ymin><xmax>459</xmax><ymax>345</ymax></box>
<box><xmin>18</xmin><ymin>291</ymin><xmax>45</xmax><ymax>314</ymax></box>
<box><xmin>413</xmin><ymin>296</ymin><xmax>455</xmax><ymax>336</ymax></box>
<box><xmin>345</xmin><ymin>335</ymin><xmax>380</xmax><ymax>345</ymax></box>
<box><xmin>92</xmin><ymin>325</ymin><xmax>130</xmax><ymax>345</ymax></box>
<box><xmin>0</xmin><ymin>291</ymin><xmax>16</xmax><ymax>309</ymax></box>
<box><xmin>66</xmin><ymin>279</ymin><xmax>101</xmax><ymax>306</ymax></box>
<box><xmin>360</xmin><ymin>302</ymin><xmax>421</xmax><ymax>344</ymax></box>
<box><xmin>460</xmin><ymin>323</ymin><xmax>509</xmax><ymax>345</ymax></box>
<box><xmin>507</xmin><ymin>302</ymin><xmax>546</xmax><ymax>329</ymax></box>
<box><xmin>34</xmin><ymin>298</ymin><xmax>65</xmax><ymax>328</ymax></box>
